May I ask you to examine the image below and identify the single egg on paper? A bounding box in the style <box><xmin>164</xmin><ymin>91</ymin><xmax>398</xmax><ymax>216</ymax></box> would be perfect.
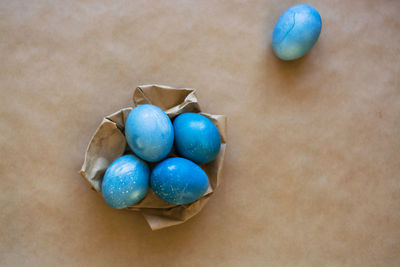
<box><xmin>272</xmin><ymin>4</ymin><xmax>322</xmax><ymax>60</ymax></box>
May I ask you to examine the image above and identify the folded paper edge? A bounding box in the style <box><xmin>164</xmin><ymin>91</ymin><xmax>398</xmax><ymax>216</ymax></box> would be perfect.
<box><xmin>80</xmin><ymin>118</ymin><xmax>116</xmax><ymax>192</ymax></box>
<box><xmin>80</xmin><ymin>116</ymin><xmax>127</xmax><ymax>192</ymax></box>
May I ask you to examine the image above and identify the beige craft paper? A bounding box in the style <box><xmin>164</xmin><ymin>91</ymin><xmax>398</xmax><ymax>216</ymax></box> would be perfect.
<box><xmin>80</xmin><ymin>84</ymin><xmax>227</xmax><ymax>230</ymax></box>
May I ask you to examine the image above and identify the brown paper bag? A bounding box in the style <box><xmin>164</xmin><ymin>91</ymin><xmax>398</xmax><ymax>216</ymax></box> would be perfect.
<box><xmin>80</xmin><ymin>85</ymin><xmax>227</xmax><ymax>230</ymax></box>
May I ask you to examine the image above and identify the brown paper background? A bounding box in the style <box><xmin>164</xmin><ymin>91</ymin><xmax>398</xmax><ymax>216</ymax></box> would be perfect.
<box><xmin>1</xmin><ymin>0</ymin><xmax>400</xmax><ymax>266</ymax></box>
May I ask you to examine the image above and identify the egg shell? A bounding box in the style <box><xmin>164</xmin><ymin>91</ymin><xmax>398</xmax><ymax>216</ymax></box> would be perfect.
<box><xmin>272</xmin><ymin>4</ymin><xmax>322</xmax><ymax>60</ymax></box>
<box><xmin>125</xmin><ymin>104</ymin><xmax>174</xmax><ymax>162</ymax></box>
<box><xmin>101</xmin><ymin>154</ymin><xmax>150</xmax><ymax>209</ymax></box>
<box><xmin>151</xmin><ymin>157</ymin><xmax>209</xmax><ymax>205</ymax></box>
<box><xmin>173</xmin><ymin>113</ymin><xmax>221</xmax><ymax>164</ymax></box>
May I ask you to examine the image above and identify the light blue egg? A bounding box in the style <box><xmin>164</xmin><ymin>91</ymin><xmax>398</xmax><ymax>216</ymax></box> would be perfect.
<box><xmin>125</xmin><ymin>104</ymin><xmax>174</xmax><ymax>162</ymax></box>
<box><xmin>151</xmin><ymin>157</ymin><xmax>209</xmax><ymax>205</ymax></box>
<box><xmin>101</xmin><ymin>154</ymin><xmax>150</xmax><ymax>209</ymax></box>
<box><xmin>173</xmin><ymin>113</ymin><xmax>221</xmax><ymax>164</ymax></box>
<box><xmin>272</xmin><ymin>4</ymin><xmax>322</xmax><ymax>60</ymax></box>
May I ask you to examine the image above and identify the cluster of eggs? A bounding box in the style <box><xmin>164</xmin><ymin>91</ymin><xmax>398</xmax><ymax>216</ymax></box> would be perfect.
<box><xmin>101</xmin><ymin>104</ymin><xmax>221</xmax><ymax>209</ymax></box>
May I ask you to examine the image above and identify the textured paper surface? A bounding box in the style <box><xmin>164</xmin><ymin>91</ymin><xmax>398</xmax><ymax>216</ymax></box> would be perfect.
<box><xmin>80</xmin><ymin>85</ymin><xmax>227</xmax><ymax>230</ymax></box>
<box><xmin>1</xmin><ymin>0</ymin><xmax>400</xmax><ymax>266</ymax></box>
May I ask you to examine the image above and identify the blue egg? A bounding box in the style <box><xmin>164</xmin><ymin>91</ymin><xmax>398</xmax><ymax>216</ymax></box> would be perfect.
<box><xmin>125</xmin><ymin>104</ymin><xmax>174</xmax><ymax>162</ymax></box>
<box><xmin>151</xmin><ymin>157</ymin><xmax>209</xmax><ymax>205</ymax></box>
<box><xmin>173</xmin><ymin>113</ymin><xmax>221</xmax><ymax>164</ymax></box>
<box><xmin>101</xmin><ymin>155</ymin><xmax>150</xmax><ymax>209</ymax></box>
<box><xmin>272</xmin><ymin>4</ymin><xmax>322</xmax><ymax>60</ymax></box>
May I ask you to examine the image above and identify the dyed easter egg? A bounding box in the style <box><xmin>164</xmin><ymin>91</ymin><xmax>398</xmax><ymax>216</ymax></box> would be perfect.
<box><xmin>125</xmin><ymin>104</ymin><xmax>174</xmax><ymax>162</ymax></box>
<box><xmin>272</xmin><ymin>4</ymin><xmax>322</xmax><ymax>60</ymax></box>
<box><xmin>101</xmin><ymin>154</ymin><xmax>150</xmax><ymax>209</ymax></box>
<box><xmin>173</xmin><ymin>113</ymin><xmax>221</xmax><ymax>164</ymax></box>
<box><xmin>151</xmin><ymin>157</ymin><xmax>209</xmax><ymax>205</ymax></box>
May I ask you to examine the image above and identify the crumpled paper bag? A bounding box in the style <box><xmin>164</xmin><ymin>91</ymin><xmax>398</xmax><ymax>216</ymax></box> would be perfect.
<box><xmin>80</xmin><ymin>84</ymin><xmax>227</xmax><ymax>230</ymax></box>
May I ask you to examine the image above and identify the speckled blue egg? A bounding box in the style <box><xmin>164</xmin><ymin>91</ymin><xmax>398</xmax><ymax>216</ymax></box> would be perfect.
<box><xmin>101</xmin><ymin>154</ymin><xmax>150</xmax><ymax>209</ymax></box>
<box><xmin>272</xmin><ymin>4</ymin><xmax>322</xmax><ymax>60</ymax></box>
<box><xmin>125</xmin><ymin>104</ymin><xmax>174</xmax><ymax>162</ymax></box>
<box><xmin>173</xmin><ymin>113</ymin><xmax>221</xmax><ymax>164</ymax></box>
<box><xmin>151</xmin><ymin>157</ymin><xmax>209</xmax><ymax>205</ymax></box>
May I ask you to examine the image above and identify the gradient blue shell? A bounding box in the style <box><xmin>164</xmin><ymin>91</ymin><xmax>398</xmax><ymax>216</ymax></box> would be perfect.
<box><xmin>125</xmin><ymin>104</ymin><xmax>174</xmax><ymax>162</ymax></box>
<box><xmin>173</xmin><ymin>113</ymin><xmax>221</xmax><ymax>164</ymax></box>
<box><xmin>101</xmin><ymin>155</ymin><xmax>150</xmax><ymax>209</ymax></box>
<box><xmin>272</xmin><ymin>4</ymin><xmax>322</xmax><ymax>60</ymax></box>
<box><xmin>150</xmin><ymin>157</ymin><xmax>209</xmax><ymax>205</ymax></box>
